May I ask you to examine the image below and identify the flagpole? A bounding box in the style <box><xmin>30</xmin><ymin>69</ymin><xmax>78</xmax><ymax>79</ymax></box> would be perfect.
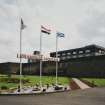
<box><xmin>19</xmin><ymin>22</ymin><xmax>22</xmax><ymax>93</ymax></box>
<box><xmin>39</xmin><ymin>25</ymin><xmax>51</xmax><ymax>88</ymax></box>
<box><xmin>56</xmin><ymin>35</ymin><xmax>58</xmax><ymax>85</ymax></box>
<box><xmin>40</xmin><ymin>30</ymin><xmax>42</xmax><ymax>89</ymax></box>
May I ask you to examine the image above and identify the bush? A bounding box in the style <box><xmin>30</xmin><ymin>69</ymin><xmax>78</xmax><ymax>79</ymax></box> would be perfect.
<box><xmin>7</xmin><ymin>78</ymin><xmax>20</xmax><ymax>83</ymax></box>
<box><xmin>0</xmin><ymin>78</ymin><xmax>8</xmax><ymax>82</ymax></box>
<box><xmin>0</xmin><ymin>77</ymin><xmax>30</xmax><ymax>84</ymax></box>
<box><xmin>22</xmin><ymin>78</ymin><xmax>30</xmax><ymax>84</ymax></box>
<box><xmin>1</xmin><ymin>85</ymin><xmax>9</xmax><ymax>90</ymax></box>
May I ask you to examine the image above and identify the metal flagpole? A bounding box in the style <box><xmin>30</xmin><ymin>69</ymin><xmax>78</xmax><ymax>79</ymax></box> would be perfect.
<box><xmin>40</xmin><ymin>30</ymin><xmax>42</xmax><ymax>88</ymax></box>
<box><xmin>19</xmin><ymin>22</ymin><xmax>22</xmax><ymax>93</ymax></box>
<box><xmin>56</xmin><ymin>35</ymin><xmax>58</xmax><ymax>85</ymax></box>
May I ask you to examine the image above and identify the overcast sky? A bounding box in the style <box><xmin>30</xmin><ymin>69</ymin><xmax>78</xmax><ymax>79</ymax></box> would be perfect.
<box><xmin>0</xmin><ymin>0</ymin><xmax>105</xmax><ymax>62</ymax></box>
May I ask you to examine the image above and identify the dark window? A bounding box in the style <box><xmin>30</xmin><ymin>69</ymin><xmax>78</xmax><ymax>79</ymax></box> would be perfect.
<box><xmin>61</xmin><ymin>57</ymin><xmax>66</xmax><ymax>60</ymax></box>
<box><xmin>85</xmin><ymin>54</ymin><xmax>90</xmax><ymax>56</ymax></box>
<box><xmin>67</xmin><ymin>56</ymin><xmax>71</xmax><ymax>59</ymax></box>
<box><xmin>62</xmin><ymin>53</ymin><xmax>66</xmax><ymax>56</ymax></box>
<box><xmin>72</xmin><ymin>55</ymin><xmax>77</xmax><ymax>58</ymax></box>
<box><xmin>57</xmin><ymin>54</ymin><xmax>60</xmax><ymax>57</ymax></box>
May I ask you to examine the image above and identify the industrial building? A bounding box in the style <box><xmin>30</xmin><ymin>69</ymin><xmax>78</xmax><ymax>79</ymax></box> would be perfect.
<box><xmin>50</xmin><ymin>44</ymin><xmax>105</xmax><ymax>61</ymax></box>
<box><xmin>0</xmin><ymin>44</ymin><xmax>105</xmax><ymax>78</ymax></box>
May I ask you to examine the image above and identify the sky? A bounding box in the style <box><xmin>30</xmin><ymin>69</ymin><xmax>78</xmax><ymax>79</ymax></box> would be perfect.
<box><xmin>0</xmin><ymin>0</ymin><xmax>105</xmax><ymax>62</ymax></box>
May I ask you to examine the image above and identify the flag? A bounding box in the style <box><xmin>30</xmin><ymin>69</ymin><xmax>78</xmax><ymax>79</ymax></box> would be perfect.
<box><xmin>21</xmin><ymin>18</ymin><xmax>26</xmax><ymax>30</ymax></box>
<box><xmin>56</xmin><ymin>32</ymin><xmax>65</xmax><ymax>37</ymax></box>
<box><xmin>41</xmin><ymin>25</ymin><xmax>51</xmax><ymax>34</ymax></box>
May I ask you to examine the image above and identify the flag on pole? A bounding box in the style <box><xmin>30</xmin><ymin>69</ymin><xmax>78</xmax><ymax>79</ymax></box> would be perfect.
<box><xmin>21</xmin><ymin>18</ymin><xmax>26</xmax><ymax>30</ymax></box>
<box><xmin>41</xmin><ymin>25</ymin><xmax>51</xmax><ymax>34</ymax></box>
<box><xmin>56</xmin><ymin>32</ymin><xmax>65</xmax><ymax>37</ymax></box>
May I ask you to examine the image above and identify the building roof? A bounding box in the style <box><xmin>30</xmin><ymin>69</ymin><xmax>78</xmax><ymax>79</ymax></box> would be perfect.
<box><xmin>83</xmin><ymin>44</ymin><xmax>105</xmax><ymax>50</ymax></box>
<box><xmin>50</xmin><ymin>44</ymin><xmax>105</xmax><ymax>54</ymax></box>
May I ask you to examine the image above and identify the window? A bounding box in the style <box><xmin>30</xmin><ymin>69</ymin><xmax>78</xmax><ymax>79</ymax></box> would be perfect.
<box><xmin>67</xmin><ymin>52</ymin><xmax>71</xmax><ymax>55</ymax></box>
<box><xmin>72</xmin><ymin>55</ymin><xmax>77</xmax><ymax>58</ymax></box>
<box><xmin>100</xmin><ymin>51</ymin><xmax>105</xmax><ymax>54</ymax></box>
<box><xmin>85</xmin><ymin>50</ymin><xmax>90</xmax><ymax>53</ymax></box>
<box><xmin>79</xmin><ymin>51</ymin><xmax>83</xmax><ymax>54</ymax></box>
<box><xmin>73</xmin><ymin>51</ymin><xmax>77</xmax><ymax>54</ymax></box>
<box><xmin>62</xmin><ymin>53</ymin><xmax>66</xmax><ymax>56</ymax></box>
<box><xmin>78</xmin><ymin>55</ymin><xmax>83</xmax><ymax>57</ymax></box>
<box><xmin>57</xmin><ymin>54</ymin><xmax>60</xmax><ymax>57</ymax></box>
<box><xmin>99</xmin><ymin>50</ymin><xmax>105</xmax><ymax>54</ymax></box>
<box><xmin>99</xmin><ymin>50</ymin><xmax>102</xmax><ymax>53</ymax></box>
<box><xmin>61</xmin><ymin>57</ymin><xmax>66</xmax><ymax>60</ymax></box>
<box><xmin>85</xmin><ymin>54</ymin><xmax>90</xmax><ymax>57</ymax></box>
<box><xmin>67</xmin><ymin>56</ymin><xmax>71</xmax><ymax>59</ymax></box>
<box><xmin>102</xmin><ymin>51</ymin><xmax>105</xmax><ymax>54</ymax></box>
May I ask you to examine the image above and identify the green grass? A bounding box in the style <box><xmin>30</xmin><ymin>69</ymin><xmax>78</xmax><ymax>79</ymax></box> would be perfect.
<box><xmin>82</xmin><ymin>78</ymin><xmax>105</xmax><ymax>87</ymax></box>
<box><xmin>15</xmin><ymin>75</ymin><xmax>70</xmax><ymax>86</ymax></box>
<box><xmin>0</xmin><ymin>75</ymin><xmax>70</xmax><ymax>89</ymax></box>
<box><xmin>0</xmin><ymin>83</ymin><xmax>17</xmax><ymax>89</ymax></box>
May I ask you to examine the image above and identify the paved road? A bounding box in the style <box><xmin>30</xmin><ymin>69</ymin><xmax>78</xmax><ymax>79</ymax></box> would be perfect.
<box><xmin>72</xmin><ymin>78</ymin><xmax>90</xmax><ymax>89</ymax></box>
<box><xmin>0</xmin><ymin>87</ymin><xmax>105</xmax><ymax>105</ymax></box>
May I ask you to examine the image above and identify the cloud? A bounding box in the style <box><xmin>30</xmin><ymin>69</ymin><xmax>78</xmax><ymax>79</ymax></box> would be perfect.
<box><xmin>78</xmin><ymin>11</ymin><xmax>105</xmax><ymax>38</ymax></box>
<box><xmin>0</xmin><ymin>0</ymin><xmax>105</xmax><ymax>62</ymax></box>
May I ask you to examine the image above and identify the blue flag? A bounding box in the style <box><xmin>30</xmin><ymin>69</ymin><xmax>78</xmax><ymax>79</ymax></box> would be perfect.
<box><xmin>56</xmin><ymin>32</ymin><xmax>65</xmax><ymax>37</ymax></box>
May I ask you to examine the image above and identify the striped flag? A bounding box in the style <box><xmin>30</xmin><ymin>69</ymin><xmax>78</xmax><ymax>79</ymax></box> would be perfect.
<box><xmin>41</xmin><ymin>25</ymin><xmax>51</xmax><ymax>34</ymax></box>
<box><xmin>21</xmin><ymin>18</ymin><xmax>26</xmax><ymax>30</ymax></box>
<box><xmin>56</xmin><ymin>32</ymin><xmax>65</xmax><ymax>37</ymax></box>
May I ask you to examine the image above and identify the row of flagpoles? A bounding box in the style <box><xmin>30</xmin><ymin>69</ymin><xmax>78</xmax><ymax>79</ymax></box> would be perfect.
<box><xmin>19</xmin><ymin>18</ymin><xmax>65</xmax><ymax>92</ymax></box>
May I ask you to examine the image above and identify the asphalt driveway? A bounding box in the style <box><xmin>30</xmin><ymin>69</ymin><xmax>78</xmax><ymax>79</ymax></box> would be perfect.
<box><xmin>0</xmin><ymin>87</ymin><xmax>105</xmax><ymax>105</ymax></box>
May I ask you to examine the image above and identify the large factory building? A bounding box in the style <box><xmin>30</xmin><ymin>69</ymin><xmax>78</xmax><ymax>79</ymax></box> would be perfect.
<box><xmin>0</xmin><ymin>44</ymin><xmax>105</xmax><ymax>78</ymax></box>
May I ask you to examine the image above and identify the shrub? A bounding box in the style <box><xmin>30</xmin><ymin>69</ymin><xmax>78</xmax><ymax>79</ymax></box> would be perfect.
<box><xmin>1</xmin><ymin>85</ymin><xmax>9</xmax><ymax>90</ymax></box>
<box><xmin>22</xmin><ymin>78</ymin><xmax>30</xmax><ymax>84</ymax></box>
<box><xmin>0</xmin><ymin>77</ymin><xmax>30</xmax><ymax>84</ymax></box>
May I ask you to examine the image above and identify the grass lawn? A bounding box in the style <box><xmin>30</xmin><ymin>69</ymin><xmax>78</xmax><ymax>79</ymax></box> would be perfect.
<box><xmin>0</xmin><ymin>83</ymin><xmax>17</xmax><ymax>89</ymax></box>
<box><xmin>82</xmin><ymin>78</ymin><xmax>105</xmax><ymax>87</ymax></box>
<box><xmin>0</xmin><ymin>75</ymin><xmax>70</xmax><ymax>89</ymax></box>
<box><xmin>24</xmin><ymin>76</ymin><xmax>69</xmax><ymax>86</ymax></box>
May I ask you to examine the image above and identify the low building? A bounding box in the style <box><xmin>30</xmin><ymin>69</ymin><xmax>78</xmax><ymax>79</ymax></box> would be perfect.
<box><xmin>50</xmin><ymin>44</ymin><xmax>105</xmax><ymax>61</ymax></box>
<box><xmin>0</xmin><ymin>44</ymin><xmax>105</xmax><ymax>77</ymax></box>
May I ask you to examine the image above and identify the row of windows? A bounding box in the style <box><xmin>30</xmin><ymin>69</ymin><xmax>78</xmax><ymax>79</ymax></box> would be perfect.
<box><xmin>99</xmin><ymin>50</ymin><xmax>105</xmax><ymax>54</ymax></box>
<box><xmin>54</xmin><ymin>50</ymin><xmax>105</xmax><ymax>58</ymax></box>
<box><xmin>60</xmin><ymin>54</ymin><xmax>92</xmax><ymax>60</ymax></box>
<box><xmin>58</xmin><ymin>50</ymin><xmax>91</xmax><ymax>56</ymax></box>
